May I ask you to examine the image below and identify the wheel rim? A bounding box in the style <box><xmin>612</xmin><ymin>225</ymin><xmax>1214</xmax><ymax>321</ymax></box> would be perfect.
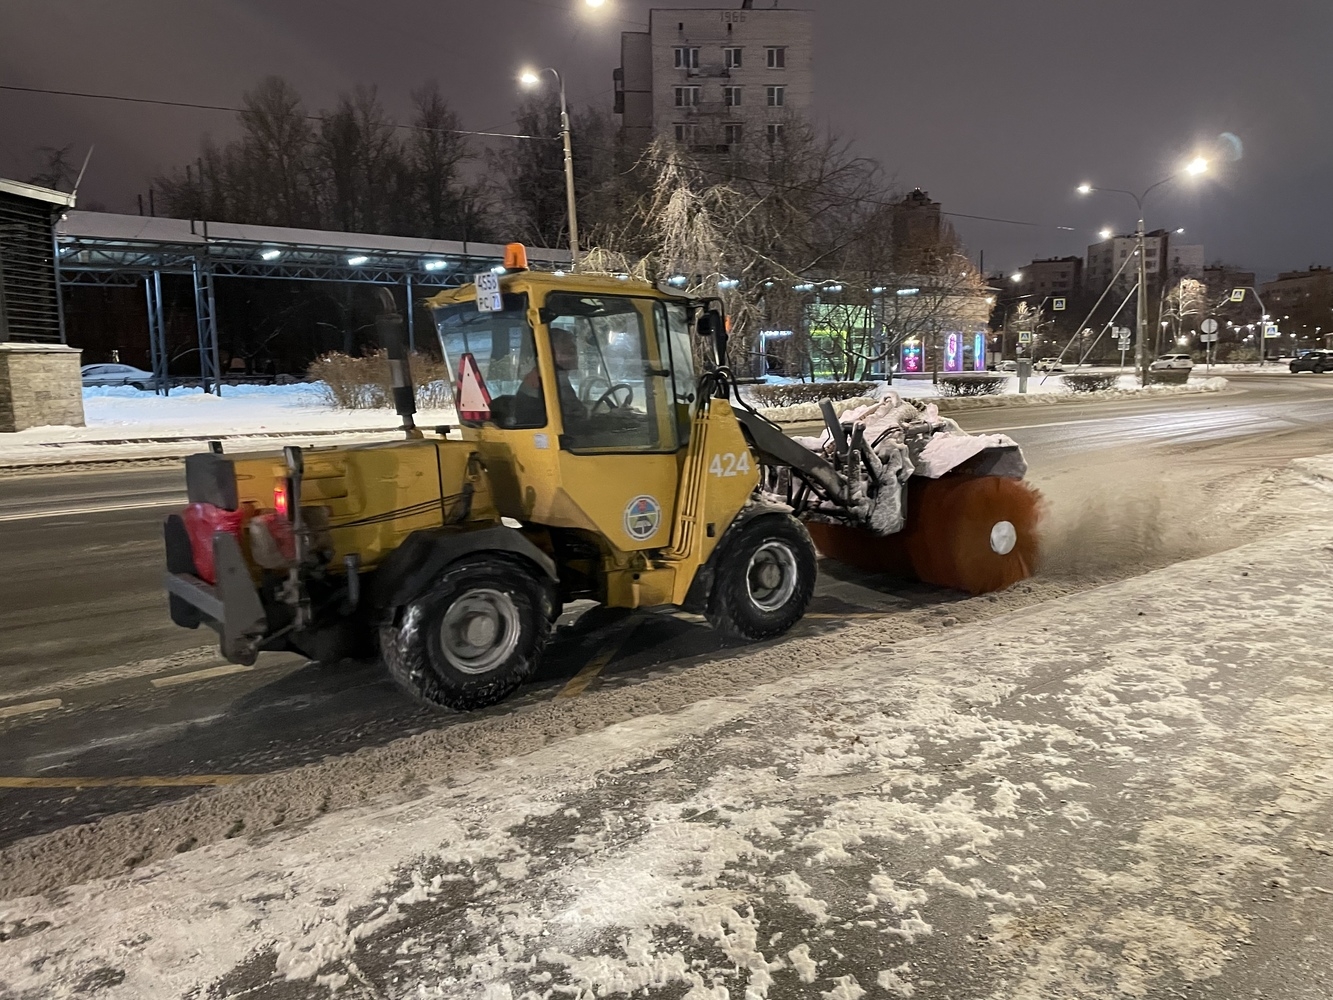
<box><xmin>990</xmin><ymin>520</ymin><xmax>1018</xmax><ymax>555</ymax></box>
<box><xmin>746</xmin><ymin>541</ymin><xmax>799</xmax><ymax>612</ymax></box>
<box><xmin>438</xmin><ymin>589</ymin><xmax>521</xmax><ymax>675</ymax></box>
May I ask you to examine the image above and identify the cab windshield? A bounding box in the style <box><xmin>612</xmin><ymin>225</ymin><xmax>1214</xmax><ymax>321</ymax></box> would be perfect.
<box><xmin>542</xmin><ymin>292</ymin><xmax>694</xmax><ymax>453</ymax></box>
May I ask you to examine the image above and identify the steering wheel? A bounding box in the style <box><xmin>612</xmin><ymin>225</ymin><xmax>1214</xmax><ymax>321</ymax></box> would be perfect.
<box><xmin>591</xmin><ymin>383</ymin><xmax>634</xmax><ymax>414</ymax></box>
<box><xmin>579</xmin><ymin>374</ymin><xmax>612</xmax><ymax>405</ymax></box>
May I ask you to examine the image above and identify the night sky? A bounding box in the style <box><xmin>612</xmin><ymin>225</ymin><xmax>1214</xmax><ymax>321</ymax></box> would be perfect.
<box><xmin>3</xmin><ymin>0</ymin><xmax>1330</xmax><ymax>279</ymax></box>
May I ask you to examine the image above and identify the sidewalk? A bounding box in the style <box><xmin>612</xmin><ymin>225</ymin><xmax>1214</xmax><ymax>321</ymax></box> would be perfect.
<box><xmin>2</xmin><ymin>522</ymin><xmax>1331</xmax><ymax>997</ymax></box>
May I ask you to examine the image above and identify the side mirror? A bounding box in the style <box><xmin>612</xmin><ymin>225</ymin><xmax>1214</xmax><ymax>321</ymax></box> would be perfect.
<box><xmin>696</xmin><ymin>312</ymin><xmax>725</xmax><ymax>339</ymax></box>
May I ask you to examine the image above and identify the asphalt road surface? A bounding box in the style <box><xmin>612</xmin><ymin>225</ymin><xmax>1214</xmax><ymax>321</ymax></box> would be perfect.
<box><xmin>2</xmin><ymin>371</ymin><xmax>1331</xmax><ymax>846</ymax></box>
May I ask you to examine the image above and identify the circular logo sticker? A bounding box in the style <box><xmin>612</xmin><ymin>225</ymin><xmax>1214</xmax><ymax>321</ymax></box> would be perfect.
<box><xmin>623</xmin><ymin>495</ymin><xmax>662</xmax><ymax>541</ymax></box>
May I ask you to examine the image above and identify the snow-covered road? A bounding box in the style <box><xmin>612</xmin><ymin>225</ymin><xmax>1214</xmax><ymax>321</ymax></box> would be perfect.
<box><xmin>3</xmin><ymin>526</ymin><xmax>1332</xmax><ymax>998</ymax></box>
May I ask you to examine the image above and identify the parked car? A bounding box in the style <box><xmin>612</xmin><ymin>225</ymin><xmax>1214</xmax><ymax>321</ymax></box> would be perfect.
<box><xmin>1033</xmin><ymin>357</ymin><xmax>1065</xmax><ymax>372</ymax></box>
<box><xmin>1149</xmin><ymin>354</ymin><xmax>1195</xmax><ymax>371</ymax></box>
<box><xmin>1289</xmin><ymin>350</ymin><xmax>1333</xmax><ymax>374</ymax></box>
<box><xmin>80</xmin><ymin>363</ymin><xmax>157</xmax><ymax>389</ymax></box>
<box><xmin>997</xmin><ymin>360</ymin><xmax>1018</xmax><ymax>372</ymax></box>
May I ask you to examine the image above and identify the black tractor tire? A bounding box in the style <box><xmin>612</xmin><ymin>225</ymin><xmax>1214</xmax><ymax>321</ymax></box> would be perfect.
<box><xmin>380</xmin><ymin>555</ymin><xmax>554</xmax><ymax>711</ymax></box>
<box><xmin>705</xmin><ymin>514</ymin><xmax>817</xmax><ymax>641</ymax></box>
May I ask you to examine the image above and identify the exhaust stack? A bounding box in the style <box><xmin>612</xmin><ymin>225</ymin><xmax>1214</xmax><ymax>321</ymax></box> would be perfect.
<box><xmin>375</xmin><ymin>288</ymin><xmax>422</xmax><ymax>440</ymax></box>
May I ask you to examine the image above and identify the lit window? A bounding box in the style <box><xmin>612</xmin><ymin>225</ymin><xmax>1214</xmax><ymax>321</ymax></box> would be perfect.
<box><xmin>725</xmin><ymin>47</ymin><xmax>742</xmax><ymax>69</ymax></box>
<box><xmin>674</xmin><ymin>47</ymin><xmax>700</xmax><ymax>69</ymax></box>
<box><xmin>724</xmin><ymin>86</ymin><xmax>742</xmax><ymax>107</ymax></box>
<box><xmin>766</xmin><ymin>46</ymin><xmax>786</xmax><ymax>68</ymax></box>
<box><xmin>674</xmin><ymin>86</ymin><xmax>701</xmax><ymax>107</ymax></box>
<box><xmin>725</xmin><ymin>122</ymin><xmax>743</xmax><ymax>144</ymax></box>
<box><xmin>767</xmin><ymin>85</ymin><xmax>785</xmax><ymax>107</ymax></box>
<box><xmin>767</xmin><ymin>123</ymin><xmax>785</xmax><ymax>143</ymax></box>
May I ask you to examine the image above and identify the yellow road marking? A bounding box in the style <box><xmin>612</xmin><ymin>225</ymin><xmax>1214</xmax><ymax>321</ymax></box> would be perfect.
<box><xmin>804</xmin><ymin>612</ymin><xmax>887</xmax><ymax>620</ymax></box>
<box><xmin>558</xmin><ymin>618</ymin><xmax>641</xmax><ymax>699</ymax></box>
<box><xmin>0</xmin><ymin>698</ymin><xmax>61</xmax><ymax>719</ymax></box>
<box><xmin>0</xmin><ymin>775</ymin><xmax>252</xmax><ymax>789</ymax></box>
<box><xmin>150</xmin><ymin>663</ymin><xmax>254</xmax><ymax>688</ymax></box>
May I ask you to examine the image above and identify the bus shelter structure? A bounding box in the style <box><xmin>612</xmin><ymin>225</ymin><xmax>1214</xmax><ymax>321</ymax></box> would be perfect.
<box><xmin>54</xmin><ymin>212</ymin><xmax>569</xmax><ymax>394</ymax></box>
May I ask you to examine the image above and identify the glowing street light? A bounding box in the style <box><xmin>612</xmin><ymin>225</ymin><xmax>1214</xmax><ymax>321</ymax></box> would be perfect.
<box><xmin>584</xmin><ymin>0</ymin><xmax>606</xmax><ymax>6</ymax></box>
<box><xmin>520</xmin><ymin>66</ymin><xmax>580</xmax><ymax>267</ymax></box>
<box><xmin>1098</xmin><ymin>228</ymin><xmax>1113</xmax><ymax>240</ymax></box>
<box><xmin>1010</xmin><ymin>272</ymin><xmax>1024</xmax><ymax>283</ymax></box>
<box><xmin>1075</xmin><ymin>156</ymin><xmax>1212</xmax><ymax>382</ymax></box>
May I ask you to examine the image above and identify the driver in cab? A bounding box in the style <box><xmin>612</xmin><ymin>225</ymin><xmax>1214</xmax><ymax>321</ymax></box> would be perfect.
<box><xmin>514</xmin><ymin>326</ymin><xmax>586</xmax><ymax>427</ymax></box>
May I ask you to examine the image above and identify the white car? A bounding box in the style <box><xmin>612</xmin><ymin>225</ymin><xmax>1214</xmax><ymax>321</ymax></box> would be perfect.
<box><xmin>997</xmin><ymin>360</ymin><xmax>1018</xmax><ymax>372</ymax></box>
<box><xmin>81</xmin><ymin>363</ymin><xmax>157</xmax><ymax>389</ymax></box>
<box><xmin>1150</xmin><ymin>354</ymin><xmax>1194</xmax><ymax>371</ymax></box>
<box><xmin>1033</xmin><ymin>357</ymin><xmax>1065</xmax><ymax>372</ymax></box>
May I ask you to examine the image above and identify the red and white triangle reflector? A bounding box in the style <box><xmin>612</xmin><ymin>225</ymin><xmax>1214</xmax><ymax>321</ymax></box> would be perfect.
<box><xmin>456</xmin><ymin>352</ymin><xmax>492</xmax><ymax>423</ymax></box>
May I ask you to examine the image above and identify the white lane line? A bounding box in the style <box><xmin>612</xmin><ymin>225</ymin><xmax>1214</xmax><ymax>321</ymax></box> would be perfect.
<box><xmin>0</xmin><ymin>647</ymin><xmax>221</xmax><ymax>704</ymax></box>
<box><xmin>0</xmin><ymin>498</ymin><xmax>181</xmax><ymax>523</ymax></box>
<box><xmin>150</xmin><ymin>663</ymin><xmax>254</xmax><ymax>688</ymax></box>
<box><xmin>0</xmin><ymin>698</ymin><xmax>62</xmax><ymax>719</ymax></box>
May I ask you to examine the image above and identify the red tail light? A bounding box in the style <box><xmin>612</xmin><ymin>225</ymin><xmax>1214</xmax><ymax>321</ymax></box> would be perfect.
<box><xmin>181</xmin><ymin>503</ymin><xmax>245</xmax><ymax>584</ymax></box>
<box><xmin>274</xmin><ymin>482</ymin><xmax>289</xmax><ymax>519</ymax></box>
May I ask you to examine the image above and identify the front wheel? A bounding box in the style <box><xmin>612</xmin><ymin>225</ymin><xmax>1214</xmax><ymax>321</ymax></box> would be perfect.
<box><xmin>706</xmin><ymin>514</ymin><xmax>817</xmax><ymax>641</ymax></box>
<box><xmin>380</xmin><ymin>556</ymin><xmax>554</xmax><ymax>711</ymax></box>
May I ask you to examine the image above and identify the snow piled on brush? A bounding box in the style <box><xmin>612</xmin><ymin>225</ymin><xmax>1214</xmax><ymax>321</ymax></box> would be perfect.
<box><xmin>4</xmin><ymin>526</ymin><xmax>1333</xmax><ymax>998</ymax></box>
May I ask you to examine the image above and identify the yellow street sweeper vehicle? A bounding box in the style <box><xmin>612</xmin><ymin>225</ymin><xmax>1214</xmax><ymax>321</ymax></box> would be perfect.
<box><xmin>163</xmin><ymin>246</ymin><xmax>1040</xmax><ymax>711</ymax></box>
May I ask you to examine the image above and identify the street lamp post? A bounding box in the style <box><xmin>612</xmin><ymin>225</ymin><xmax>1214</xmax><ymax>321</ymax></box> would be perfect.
<box><xmin>1078</xmin><ymin>157</ymin><xmax>1207</xmax><ymax>385</ymax></box>
<box><xmin>520</xmin><ymin>67</ymin><xmax>580</xmax><ymax>268</ymax></box>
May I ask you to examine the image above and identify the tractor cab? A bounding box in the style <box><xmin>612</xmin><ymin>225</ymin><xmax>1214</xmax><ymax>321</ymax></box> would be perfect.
<box><xmin>425</xmin><ymin>254</ymin><xmax>715</xmax><ymax>579</ymax></box>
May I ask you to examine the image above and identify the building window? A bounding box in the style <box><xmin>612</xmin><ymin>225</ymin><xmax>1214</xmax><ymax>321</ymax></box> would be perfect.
<box><xmin>724</xmin><ymin>86</ymin><xmax>742</xmax><ymax>107</ymax></box>
<box><xmin>674</xmin><ymin>47</ymin><xmax>699</xmax><ymax>69</ymax></box>
<box><xmin>725</xmin><ymin>122</ymin><xmax>743</xmax><ymax>145</ymax></box>
<box><xmin>767</xmin><ymin>86</ymin><xmax>785</xmax><ymax>107</ymax></box>
<box><xmin>725</xmin><ymin>47</ymin><xmax>742</xmax><ymax>69</ymax></box>
<box><xmin>767</xmin><ymin>123</ymin><xmax>785</xmax><ymax>143</ymax></box>
<box><xmin>766</xmin><ymin>46</ymin><xmax>786</xmax><ymax>68</ymax></box>
<box><xmin>674</xmin><ymin>86</ymin><xmax>701</xmax><ymax>107</ymax></box>
<box><xmin>674</xmin><ymin>123</ymin><xmax>697</xmax><ymax>144</ymax></box>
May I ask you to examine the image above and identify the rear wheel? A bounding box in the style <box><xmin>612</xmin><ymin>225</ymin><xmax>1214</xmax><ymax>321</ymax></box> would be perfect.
<box><xmin>902</xmin><ymin>475</ymin><xmax>1043</xmax><ymax>595</ymax></box>
<box><xmin>706</xmin><ymin>514</ymin><xmax>817</xmax><ymax>641</ymax></box>
<box><xmin>380</xmin><ymin>556</ymin><xmax>554</xmax><ymax>711</ymax></box>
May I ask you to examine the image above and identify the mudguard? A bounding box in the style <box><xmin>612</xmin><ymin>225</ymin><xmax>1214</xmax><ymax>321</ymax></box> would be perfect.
<box><xmin>368</xmin><ymin>524</ymin><xmax>559</xmax><ymax>610</ymax></box>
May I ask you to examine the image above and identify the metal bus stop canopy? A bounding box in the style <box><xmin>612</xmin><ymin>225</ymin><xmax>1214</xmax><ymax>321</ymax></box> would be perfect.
<box><xmin>54</xmin><ymin>211</ymin><xmax>570</xmax><ymax>394</ymax></box>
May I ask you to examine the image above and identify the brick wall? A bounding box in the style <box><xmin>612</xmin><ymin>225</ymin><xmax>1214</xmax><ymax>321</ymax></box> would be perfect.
<box><xmin>0</xmin><ymin>343</ymin><xmax>85</xmax><ymax>432</ymax></box>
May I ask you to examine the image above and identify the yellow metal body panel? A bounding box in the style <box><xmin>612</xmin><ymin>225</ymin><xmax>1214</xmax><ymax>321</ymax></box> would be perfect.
<box><xmin>205</xmin><ymin>272</ymin><xmax>759</xmax><ymax>611</ymax></box>
<box><xmin>227</xmin><ymin>438</ymin><xmax>497</xmax><ymax>570</ymax></box>
<box><xmin>421</xmin><ymin>273</ymin><xmax>765</xmax><ymax>610</ymax></box>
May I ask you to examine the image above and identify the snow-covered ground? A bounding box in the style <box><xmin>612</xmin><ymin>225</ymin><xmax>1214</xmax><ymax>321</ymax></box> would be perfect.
<box><xmin>3</xmin><ymin>522</ymin><xmax>1332</xmax><ymax>998</ymax></box>
<box><xmin>744</xmin><ymin>375</ymin><xmax>1230</xmax><ymax>423</ymax></box>
<box><xmin>0</xmin><ymin>384</ymin><xmax>457</xmax><ymax>466</ymax></box>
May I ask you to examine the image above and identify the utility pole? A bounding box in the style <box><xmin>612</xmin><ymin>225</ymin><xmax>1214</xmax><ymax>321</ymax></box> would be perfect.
<box><xmin>1136</xmin><ymin>216</ymin><xmax>1148</xmax><ymax>382</ymax></box>
<box><xmin>1078</xmin><ymin>156</ymin><xmax>1208</xmax><ymax>384</ymax></box>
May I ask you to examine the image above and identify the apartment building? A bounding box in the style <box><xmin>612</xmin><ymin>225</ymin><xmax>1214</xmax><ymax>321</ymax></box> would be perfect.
<box><xmin>616</xmin><ymin>3</ymin><xmax>814</xmax><ymax>153</ymax></box>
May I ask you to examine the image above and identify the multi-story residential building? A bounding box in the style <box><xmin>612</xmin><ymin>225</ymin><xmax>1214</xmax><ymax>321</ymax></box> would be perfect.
<box><xmin>1260</xmin><ymin>266</ymin><xmax>1333</xmax><ymax>336</ymax></box>
<box><xmin>1084</xmin><ymin>231</ymin><xmax>1204</xmax><ymax>294</ymax></box>
<box><xmin>615</xmin><ymin>3</ymin><xmax>814</xmax><ymax>154</ymax></box>
<box><xmin>1013</xmin><ymin>256</ymin><xmax>1082</xmax><ymax>301</ymax></box>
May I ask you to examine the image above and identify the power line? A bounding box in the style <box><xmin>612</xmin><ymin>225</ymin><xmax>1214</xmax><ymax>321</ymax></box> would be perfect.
<box><xmin>4</xmin><ymin>81</ymin><xmax>1075</xmax><ymax>234</ymax></box>
<box><xmin>0</xmin><ymin>83</ymin><xmax>551</xmax><ymax>141</ymax></box>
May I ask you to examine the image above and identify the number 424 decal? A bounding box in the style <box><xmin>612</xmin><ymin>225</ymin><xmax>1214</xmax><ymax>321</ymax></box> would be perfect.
<box><xmin>709</xmin><ymin>452</ymin><xmax>753</xmax><ymax>477</ymax></box>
